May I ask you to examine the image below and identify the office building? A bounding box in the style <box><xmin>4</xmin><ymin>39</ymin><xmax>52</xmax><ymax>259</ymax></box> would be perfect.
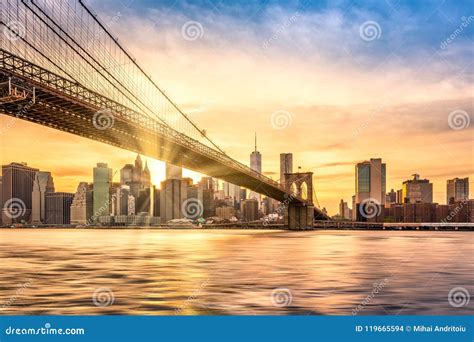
<box><xmin>354</xmin><ymin>158</ymin><xmax>386</xmax><ymax>221</ymax></box>
<box><xmin>447</xmin><ymin>177</ymin><xmax>469</xmax><ymax>204</ymax></box>
<box><xmin>280</xmin><ymin>153</ymin><xmax>293</xmax><ymax>187</ymax></box>
<box><xmin>401</xmin><ymin>174</ymin><xmax>433</xmax><ymax>203</ymax></box>
<box><xmin>385</xmin><ymin>189</ymin><xmax>397</xmax><ymax>206</ymax></box>
<box><xmin>31</xmin><ymin>171</ymin><xmax>55</xmax><ymax>224</ymax></box>
<box><xmin>70</xmin><ymin>182</ymin><xmax>93</xmax><ymax>225</ymax></box>
<box><xmin>160</xmin><ymin>179</ymin><xmax>186</xmax><ymax>223</ymax></box>
<box><xmin>249</xmin><ymin>133</ymin><xmax>262</xmax><ymax>204</ymax></box>
<box><xmin>242</xmin><ymin>198</ymin><xmax>259</xmax><ymax>221</ymax></box>
<box><xmin>339</xmin><ymin>199</ymin><xmax>351</xmax><ymax>220</ymax></box>
<box><xmin>45</xmin><ymin>192</ymin><xmax>74</xmax><ymax>224</ymax></box>
<box><xmin>93</xmin><ymin>163</ymin><xmax>112</xmax><ymax>222</ymax></box>
<box><xmin>1</xmin><ymin>162</ymin><xmax>38</xmax><ymax>224</ymax></box>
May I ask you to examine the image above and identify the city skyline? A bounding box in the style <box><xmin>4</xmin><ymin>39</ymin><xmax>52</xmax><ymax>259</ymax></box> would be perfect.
<box><xmin>0</xmin><ymin>0</ymin><xmax>473</xmax><ymax>214</ymax></box>
<box><xmin>0</xmin><ymin>155</ymin><xmax>471</xmax><ymax>217</ymax></box>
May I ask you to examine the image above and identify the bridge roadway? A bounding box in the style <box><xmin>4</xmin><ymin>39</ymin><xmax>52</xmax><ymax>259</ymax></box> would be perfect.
<box><xmin>0</xmin><ymin>49</ymin><xmax>329</xmax><ymax>220</ymax></box>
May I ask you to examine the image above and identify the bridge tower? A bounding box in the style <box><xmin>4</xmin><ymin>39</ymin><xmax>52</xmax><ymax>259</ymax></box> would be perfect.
<box><xmin>283</xmin><ymin>172</ymin><xmax>315</xmax><ymax>230</ymax></box>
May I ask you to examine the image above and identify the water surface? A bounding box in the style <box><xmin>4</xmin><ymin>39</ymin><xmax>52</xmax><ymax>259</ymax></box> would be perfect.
<box><xmin>0</xmin><ymin>229</ymin><xmax>472</xmax><ymax>315</ymax></box>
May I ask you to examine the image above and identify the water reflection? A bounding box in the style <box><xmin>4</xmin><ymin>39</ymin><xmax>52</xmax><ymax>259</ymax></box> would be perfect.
<box><xmin>0</xmin><ymin>229</ymin><xmax>472</xmax><ymax>315</ymax></box>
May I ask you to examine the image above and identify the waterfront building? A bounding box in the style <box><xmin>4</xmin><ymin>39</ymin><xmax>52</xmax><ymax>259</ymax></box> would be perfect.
<box><xmin>70</xmin><ymin>182</ymin><xmax>93</xmax><ymax>225</ymax></box>
<box><xmin>339</xmin><ymin>199</ymin><xmax>351</xmax><ymax>220</ymax></box>
<box><xmin>354</xmin><ymin>158</ymin><xmax>386</xmax><ymax>221</ymax></box>
<box><xmin>216</xmin><ymin>206</ymin><xmax>235</xmax><ymax>220</ymax></box>
<box><xmin>280</xmin><ymin>153</ymin><xmax>293</xmax><ymax>187</ymax></box>
<box><xmin>93</xmin><ymin>163</ymin><xmax>112</xmax><ymax>222</ymax></box>
<box><xmin>31</xmin><ymin>171</ymin><xmax>55</xmax><ymax>224</ymax></box>
<box><xmin>136</xmin><ymin>187</ymin><xmax>152</xmax><ymax>214</ymax></box>
<box><xmin>160</xmin><ymin>179</ymin><xmax>186</xmax><ymax>223</ymax></box>
<box><xmin>447</xmin><ymin>177</ymin><xmax>469</xmax><ymax>204</ymax></box>
<box><xmin>242</xmin><ymin>198</ymin><xmax>259</xmax><ymax>221</ymax></box>
<box><xmin>1</xmin><ymin>162</ymin><xmax>38</xmax><ymax>224</ymax></box>
<box><xmin>45</xmin><ymin>192</ymin><xmax>74</xmax><ymax>224</ymax></box>
<box><xmin>385</xmin><ymin>189</ymin><xmax>397</xmax><ymax>206</ymax></box>
<box><xmin>401</xmin><ymin>174</ymin><xmax>433</xmax><ymax>203</ymax></box>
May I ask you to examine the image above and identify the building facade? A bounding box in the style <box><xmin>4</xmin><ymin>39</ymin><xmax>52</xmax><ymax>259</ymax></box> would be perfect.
<box><xmin>93</xmin><ymin>163</ymin><xmax>112</xmax><ymax>222</ymax></box>
<box><xmin>31</xmin><ymin>171</ymin><xmax>55</xmax><ymax>224</ymax></box>
<box><xmin>401</xmin><ymin>174</ymin><xmax>433</xmax><ymax>204</ymax></box>
<box><xmin>447</xmin><ymin>177</ymin><xmax>469</xmax><ymax>204</ymax></box>
<box><xmin>1</xmin><ymin>162</ymin><xmax>39</xmax><ymax>224</ymax></box>
<box><xmin>70</xmin><ymin>182</ymin><xmax>93</xmax><ymax>225</ymax></box>
<box><xmin>45</xmin><ymin>192</ymin><xmax>74</xmax><ymax>225</ymax></box>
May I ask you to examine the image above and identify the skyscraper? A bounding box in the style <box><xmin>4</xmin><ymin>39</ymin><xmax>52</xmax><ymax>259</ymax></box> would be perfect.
<box><xmin>402</xmin><ymin>174</ymin><xmax>433</xmax><ymax>204</ymax></box>
<box><xmin>1</xmin><ymin>162</ymin><xmax>38</xmax><ymax>224</ymax></box>
<box><xmin>70</xmin><ymin>182</ymin><xmax>93</xmax><ymax>225</ymax></box>
<box><xmin>31</xmin><ymin>171</ymin><xmax>55</xmax><ymax>224</ymax></box>
<box><xmin>354</xmin><ymin>158</ymin><xmax>386</xmax><ymax>221</ymax></box>
<box><xmin>93</xmin><ymin>163</ymin><xmax>112</xmax><ymax>222</ymax></box>
<box><xmin>45</xmin><ymin>192</ymin><xmax>74</xmax><ymax>225</ymax></box>
<box><xmin>447</xmin><ymin>177</ymin><xmax>469</xmax><ymax>204</ymax></box>
<box><xmin>160</xmin><ymin>179</ymin><xmax>186</xmax><ymax>222</ymax></box>
<box><xmin>280</xmin><ymin>153</ymin><xmax>293</xmax><ymax>187</ymax></box>
<box><xmin>166</xmin><ymin>163</ymin><xmax>182</xmax><ymax>180</ymax></box>
<box><xmin>249</xmin><ymin>133</ymin><xmax>262</xmax><ymax>204</ymax></box>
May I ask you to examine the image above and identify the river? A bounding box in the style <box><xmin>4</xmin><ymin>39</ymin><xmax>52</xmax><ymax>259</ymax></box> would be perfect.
<box><xmin>0</xmin><ymin>229</ymin><xmax>472</xmax><ymax>315</ymax></box>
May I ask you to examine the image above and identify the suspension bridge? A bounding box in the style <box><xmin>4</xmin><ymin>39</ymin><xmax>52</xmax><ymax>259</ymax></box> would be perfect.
<box><xmin>0</xmin><ymin>0</ymin><xmax>329</xmax><ymax>228</ymax></box>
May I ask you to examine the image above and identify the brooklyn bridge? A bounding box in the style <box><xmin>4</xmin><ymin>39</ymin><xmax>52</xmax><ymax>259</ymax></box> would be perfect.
<box><xmin>0</xmin><ymin>0</ymin><xmax>329</xmax><ymax>229</ymax></box>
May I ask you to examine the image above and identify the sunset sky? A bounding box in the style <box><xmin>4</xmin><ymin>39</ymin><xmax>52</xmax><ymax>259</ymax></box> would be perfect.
<box><xmin>1</xmin><ymin>0</ymin><xmax>473</xmax><ymax>214</ymax></box>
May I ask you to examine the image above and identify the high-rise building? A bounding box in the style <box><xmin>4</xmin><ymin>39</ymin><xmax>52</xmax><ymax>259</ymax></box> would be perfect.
<box><xmin>152</xmin><ymin>187</ymin><xmax>160</xmax><ymax>217</ymax></box>
<box><xmin>339</xmin><ymin>199</ymin><xmax>351</xmax><ymax>220</ymax></box>
<box><xmin>242</xmin><ymin>198</ymin><xmax>259</xmax><ymax>221</ymax></box>
<box><xmin>31</xmin><ymin>171</ymin><xmax>55</xmax><ymax>224</ymax></box>
<box><xmin>354</xmin><ymin>158</ymin><xmax>386</xmax><ymax>221</ymax></box>
<box><xmin>447</xmin><ymin>177</ymin><xmax>469</xmax><ymax>204</ymax></box>
<box><xmin>160</xmin><ymin>179</ymin><xmax>186</xmax><ymax>222</ymax></box>
<box><xmin>70</xmin><ymin>182</ymin><xmax>93</xmax><ymax>225</ymax></box>
<box><xmin>142</xmin><ymin>162</ymin><xmax>151</xmax><ymax>189</ymax></box>
<box><xmin>120</xmin><ymin>164</ymin><xmax>134</xmax><ymax>185</ymax></box>
<box><xmin>45</xmin><ymin>192</ymin><xmax>74</xmax><ymax>225</ymax></box>
<box><xmin>1</xmin><ymin>162</ymin><xmax>38</xmax><ymax>224</ymax></box>
<box><xmin>166</xmin><ymin>163</ymin><xmax>182</xmax><ymax>180</ymax></box>
<box><xmin>401</xmin><ymin>174</ymin><xmax>433</xmax><ymax>204</ymax></box>
<box><xmin>93</xmin><ymin>163</ymin><xmax>112</xmax><ymax>222</ymax></box>
<box><xmin>249</xmin><ymin>133</ymin><xmax>262</xmax><ymax>204</ymax></box>
<box><xmin>136</xmin><ymin>188</ymin><xmax>152</xmax><ymax>214</ymax></box>
<box><xmin>280</xmin><ymin>153</ymin><xmax>293</xmax><ymax>187</ymax></box>
<box><xmin>385</xmin><ymin>189</ymin><xmax>397</xmax><ymax>206</ymax></box>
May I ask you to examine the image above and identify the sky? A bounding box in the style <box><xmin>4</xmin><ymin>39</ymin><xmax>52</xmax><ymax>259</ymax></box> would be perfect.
<box><xmin>1</xmin><ymin>0</ymin><xmax>473</xmax><ymax>215</ymax></box>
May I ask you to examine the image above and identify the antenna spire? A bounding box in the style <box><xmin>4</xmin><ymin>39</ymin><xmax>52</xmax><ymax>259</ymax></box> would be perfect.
<box><xmin>254</xmin><ymin>132</ymin><xmax>257</xmax><ymax>151</ymax></box>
